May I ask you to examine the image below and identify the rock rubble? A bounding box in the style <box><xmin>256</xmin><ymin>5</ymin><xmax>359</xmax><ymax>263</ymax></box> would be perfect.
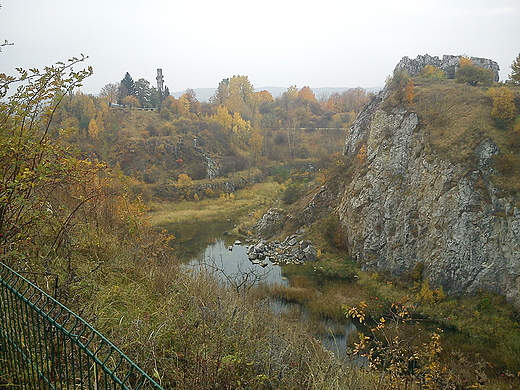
<box><xmin>247</xmin><ymin>234</ymin><xmax>318</xmax><ymax>266</ymax></box>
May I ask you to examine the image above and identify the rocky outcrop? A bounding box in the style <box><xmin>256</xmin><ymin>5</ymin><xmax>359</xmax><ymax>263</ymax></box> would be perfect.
<box><xmin>332</xmin><ymin>90</ymin><xmax>520</xmax><ymax>302</ymax></box>
<box><xmin>252</xmin><ymin>208</ymin><xmax>290</xmax><ymax>239</ymax></box>
<box><xmin>247</xmin><ymin>235</ymin><xmax>318</xmax><ymax>266</ymax></box>
<box><xmin>394</xmin><ymin>54</ymin><xmax>500</xmax><ymax>82</ymax></box>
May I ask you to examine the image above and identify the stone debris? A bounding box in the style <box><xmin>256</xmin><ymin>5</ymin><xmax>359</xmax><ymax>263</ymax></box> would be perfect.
<box><xmin>247</xmin><ymin>235</ymin><xmax>318</xmax><ymax>265</ymax></box>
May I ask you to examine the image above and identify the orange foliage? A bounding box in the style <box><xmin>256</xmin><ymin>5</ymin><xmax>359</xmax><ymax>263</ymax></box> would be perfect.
<box><xmin>357</xmin><ymin>144</ymin><xmax>367</xmax><ymax>164</ymax></box>
<box><xmin>297</xmin><ymin>86</ymin><xmax>317</xmax><ymax>103</ymax></box>
<box><xmin>405</xmin><ymin>80</ymin><xmax>415</xmax><ymax>104</ymax></box>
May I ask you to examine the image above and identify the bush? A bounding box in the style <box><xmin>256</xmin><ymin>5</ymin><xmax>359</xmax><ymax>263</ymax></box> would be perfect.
<box><xmin>420</xmin><ymin>65</ymin><xmax>446</xmax><ymax>79</ymax></box>
<box><xmin>282</xmin><ymin>181</ymin><xmax>306</xmax><ymax>204</ymax></box>
<box><xmin>456</xmin><ymin>65</ymin><xmax>494</xmax><ymax>86</ymax></box>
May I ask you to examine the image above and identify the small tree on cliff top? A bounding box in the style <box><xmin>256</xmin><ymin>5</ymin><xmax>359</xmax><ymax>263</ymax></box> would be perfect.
<box><xmin>509</xmin><ymin>53</ymin><xmax>520</xmax><ymax>84</ymax></box>
<box><xmin>456</xmin><ymin>58</ymin><xmax>494</xmax><ymax>86</ymax></box>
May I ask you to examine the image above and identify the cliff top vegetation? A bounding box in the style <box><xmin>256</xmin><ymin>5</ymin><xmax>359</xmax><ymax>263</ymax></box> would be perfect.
<box><xmin>384</xmin><ymin>63</ymin><xmax>520</xmax><ymax>197</ymax></box>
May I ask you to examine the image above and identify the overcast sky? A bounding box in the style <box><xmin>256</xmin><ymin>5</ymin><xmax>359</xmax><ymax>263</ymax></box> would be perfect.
<box><xmin>0</xmin><ymin>0</ymin><xmax>518</xmax><ymax>95</ymax></box>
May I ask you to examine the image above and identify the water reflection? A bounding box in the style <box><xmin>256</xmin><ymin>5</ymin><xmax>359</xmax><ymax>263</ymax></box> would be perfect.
<box><xmin>189</xmin><ymin>239</ymin><xmax>288</xmax><ymax>286</ymax></box>
<box><xmin>270</xmin><ymin>298</ymin><xmax>357</xmax><ymax>360</ymax></box>
<box><xmin>164</xmin><ymin>220</ymin><xmax>358</xmax><ymax>360</ymax></box>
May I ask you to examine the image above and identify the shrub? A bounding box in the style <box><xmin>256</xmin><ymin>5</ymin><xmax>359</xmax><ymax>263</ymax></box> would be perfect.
<box><xmin>420</xmin><ymin>65</ymin><xmax>446</xmax><ymax>79</ymax></box>
<box><xmin>488</xmin><ymin>86</ymin><xmax>517</xmax><ymax>129</ymax></box>
<box><xmin>456</xmin><ymin>65</ymin><xmax>494</xmax><ymax>86</ymax></box>
<box><xmin>281</xmin><ymin>181</ymin><xmax>306</xmax><ymax>204</ymax></box>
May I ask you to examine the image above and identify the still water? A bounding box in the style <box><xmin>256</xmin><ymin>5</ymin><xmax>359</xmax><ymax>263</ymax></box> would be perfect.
<box><xmin>189</xmin><ymin>238</ymin><xmax>287</xmax><ymax>286</ymax></box>
<box><xmin>165</xmin><ymin>220</ymin><xmax>354</xmax><ymax>360</ymax></box>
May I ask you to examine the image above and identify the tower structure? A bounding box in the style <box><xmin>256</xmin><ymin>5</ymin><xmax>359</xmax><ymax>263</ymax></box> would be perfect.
<box><xmin>156</xmin><ymin>68</ymin><xmax>164</xmax><ymax>94</ymax></box>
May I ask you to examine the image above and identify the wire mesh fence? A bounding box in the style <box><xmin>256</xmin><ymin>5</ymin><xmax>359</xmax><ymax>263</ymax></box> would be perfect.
<box><xmin>0</xmin><ymin>261</ymin><xmax>164</xmax><ymax>389</ymax></box>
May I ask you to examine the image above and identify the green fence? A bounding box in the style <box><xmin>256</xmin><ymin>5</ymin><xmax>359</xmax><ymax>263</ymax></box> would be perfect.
<box><xmin>0</xmin><ymin>261</ymin><xmax>164</xmax><ymax>389</ymax></box>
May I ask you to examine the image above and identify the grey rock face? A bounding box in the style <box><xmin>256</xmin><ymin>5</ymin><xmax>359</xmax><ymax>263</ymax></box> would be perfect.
<box><xmin>336</xmin><ymin>95</ymin><xmax>520</xmax><ymax>302</ymax></box>
<box><xmin>394</xmin><ymin>54</ymin><xmax>500</xmax><ymax>82</ymax></box>
<box><xmin>252</xmin><ymin>208</ymin><xmax>290</xmax><ymax>239</ymax></box>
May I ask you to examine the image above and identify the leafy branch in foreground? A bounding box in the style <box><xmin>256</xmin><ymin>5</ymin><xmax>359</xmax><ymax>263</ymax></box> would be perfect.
<box><xmin>0</xmin><ymin>56</ymin><xmax>96</xmax><ymax>266</ymax></box>
<box><xmin>346</xmin><ymin>299</ymin><xmax>487</xmax><ymax>389</ymax></box>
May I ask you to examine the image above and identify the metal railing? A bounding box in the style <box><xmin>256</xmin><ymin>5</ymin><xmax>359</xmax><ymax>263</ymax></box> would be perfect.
<box><xmin>0</xmin><ymin>261</ymin><xmax>164</xmax><ymax>389</ymax></box>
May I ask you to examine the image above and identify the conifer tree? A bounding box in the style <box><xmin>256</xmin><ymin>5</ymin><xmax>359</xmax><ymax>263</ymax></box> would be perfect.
<box><xmin>118</xmin><ymin>72</ymin><xmax>136</xmax><ymax>103</ymax></box>
<box><xmin>509</xmin><ymin>53</ymin><xmax>520</xmax><ymax>84</ymax></box>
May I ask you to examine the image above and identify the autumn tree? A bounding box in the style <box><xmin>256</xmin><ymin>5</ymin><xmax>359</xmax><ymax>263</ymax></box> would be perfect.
<box><xmin>210</xmin><ymin>78</ymin><xmax>230</xmax><ymax>105</ymax></box>
<box><xmin>386</xmin><ymin>69</ymin><xmax>410</xmax><ymax>104</ymax></box>
<box><xmin>488</xmin><ymin>86</ymin><xmax>517</xmax><ymax>129</ymax></box>
<box><xmin>88</xmin><ymin>118</ymin><xmax>100</xmax><ymax>139</ymax></box>
<box><xmin>99</xmin><ymin>82</ymin><xmax>119</xmax><ymax>103</ymax></box>
<box><xmin>509</xmin><ymin>53</ymin><xmax>520</xmax><ymax>84</ymax></box>
<box><xmin>341</xmin><ymin>88</ymin><xmax>370</xmax><ymax>113</ymax></box>
<box><xmin>456</xmin><ymin>57</ymin><xmax>494</xmax><ymax>86</ymax></box>
<box><xmin>405</xmin><ymin>80</ymin><xmax>415</xmax><ymax>104</ymax></box>
<box><xmin>254</xmin><ymin>90</ymin><xmax>274</xmax><ymax>104</ymax></box>
<box><xmin>231</xmin><ymin>112</ymin><xmax>252</xmax><ymax>142</ymax></box>
<box><xmin>420</xmin><ymin>65</ymin><xmax>445</xmax><ymax>79</ymax></box>
<box><xmin>459</xmin><ymin>55</ymin><xmax>473</xmax><ymax>67</ymax></box>
<box><xmin>181</xmin><ymin>88</ymin><xmax>200</xmax><ymax>114</ymax></box>
<box><xmin>253</xmin><ymin>90</ymin><xmax>274</xmax><ymax>115</ymax></box>
<box><xmin>122</xmin><ymin>95</ymin><xmax>140</xmax><ymax>108</ymax></box>
<box><xmin>0</xmin><ymin>55</ymin><xmax>110</xmax><ymax>267</ymax></box>
<box><xmin>176</xmin><ymin>173</ymin><xmax>193</xmax><ymax>188</ymax></box>
<box><xmin>280</xmin><ymin>85</ymin><xmax>298</xmax><ymax>116</ymax></box>
<box><xmin>226</xmin><ymin>75</ymin><xmax>255</xmax><ymax>119</ymax></box>
<box><xmin>297</xmin><ymin>86</ymin><xmax>317</xmax><ymax>104</ymax></box>
<box><xmin>325</xmin><ymin>92</ymin><xmax>343</xmax><ymax>113</ymax></box>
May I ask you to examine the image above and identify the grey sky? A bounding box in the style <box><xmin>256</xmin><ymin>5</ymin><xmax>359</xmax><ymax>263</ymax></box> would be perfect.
<box><xmin>0</xmin><ymin>0</ymin><xmax>518</xmax><ymax>95</ymax></box>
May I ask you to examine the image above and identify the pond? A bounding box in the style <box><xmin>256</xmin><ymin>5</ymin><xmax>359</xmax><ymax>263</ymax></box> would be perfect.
<box><xmin>189</xmin><ymin>238</ymin><xmax>288</xmax><ymax>287</ymax></box>
<box><xmin>163</xmin><ymin>219</ymin><xmax>356</xmax><ymax>360</ymax></box>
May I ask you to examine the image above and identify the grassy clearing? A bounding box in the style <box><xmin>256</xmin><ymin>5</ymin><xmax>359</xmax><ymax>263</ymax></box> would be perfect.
<box><xmin>148</xmin><ymin>181</ymin><xmax>283</xmax><ymax>227</ymax></box>
<box><xmin>414</xmin><ymin>80</ymin><xmax>495</xmax><ymax>164</ymax></box>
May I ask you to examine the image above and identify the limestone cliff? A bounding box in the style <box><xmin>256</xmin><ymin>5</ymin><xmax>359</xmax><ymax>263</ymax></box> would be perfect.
<box><xmin>327</xmin><ymin>83</ymin><xmax>520</xmax><ymax>302</ymax></box>
<box><xmin>394</xmin><ymin>53</ymin><xmax>500</xmax><ymax>82</ymax></box>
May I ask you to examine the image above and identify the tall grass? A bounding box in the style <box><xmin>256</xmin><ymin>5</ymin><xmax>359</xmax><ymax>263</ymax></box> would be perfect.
<box><xmin>88</xmin><ymin>257</ymin><xmax>380</xmax><ymax>389</ymax></box>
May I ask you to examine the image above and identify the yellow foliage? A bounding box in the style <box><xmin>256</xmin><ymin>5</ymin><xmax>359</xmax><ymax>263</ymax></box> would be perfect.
<box><xmin>88</xmin><ymin>118</ymin><xmax>99</xmax><ymax>139</ymax></box>
<box><xmin>357</xmin><ymin>144</ymin><xmax>367</xmax><ymax>164</ymax></box>
<box><xmin>417</xmin><ymin>279</ymin><xmax>445</xmax><ymax>303</ymax></box>
<box><xmin>405</xmin><ymin>80</ymin><xmax>415</xmax><ymax>104</ymax></box>
<box><xmin>459</xmin><ymin>55</ymin><xmax>473</xmax><ymax>67</ymax></box>
<box><xmin>176</xmin><ymin>173</ymin><xmax>193</xmax><ymax>188</ymax></box>
<box><xmin>420</xmin><ymin>65</ymin><xmax>446</xmax><ymax>79</ymax></box>
<box><xmin>213</xmin><ymin>105</ymin><xmax>233</xmax><ymax>131</ymax></box>
<box><xmin>488</xmin><ymin>86</ymin><xmax>516</xmax><ymax>121</ymax></box>
<box><xmin>122</xmin><ymin>95</ymin><xmax>140</xmax><ymax>108</ymax></box>
<box><xmin>231</xmin><ymin>112</ymin><xmax>252</xmax><ymax>136</ymax></box>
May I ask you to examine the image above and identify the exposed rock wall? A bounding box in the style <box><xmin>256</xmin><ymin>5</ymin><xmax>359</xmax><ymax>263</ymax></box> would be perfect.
<box><xmin>394</xmin><ymin>54</ymin><xmax>500</xmax><ymax>82</ymax></box>
<box><xmin>334</xmin><ymin>92</ymin><xmax>520</xmax><ymax>302</ymax></box>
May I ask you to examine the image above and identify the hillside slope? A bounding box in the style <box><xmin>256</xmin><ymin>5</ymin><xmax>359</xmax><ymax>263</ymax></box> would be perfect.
<box><xmin>318</xmin><ymin>79</ymin><xmax>520</xmax><ymax>302</ymax></box>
